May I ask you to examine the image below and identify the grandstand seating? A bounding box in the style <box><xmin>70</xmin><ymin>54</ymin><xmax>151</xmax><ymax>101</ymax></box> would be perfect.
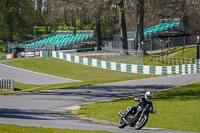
<box><xmin>131</xmin><ymin>22</ymin><xmax>180</xmax><ymax>38</ymax></box>
<box><xmin>19</xmin><ymin>33</ymin><xmax>93</xmax><ymax>49</ymax></box>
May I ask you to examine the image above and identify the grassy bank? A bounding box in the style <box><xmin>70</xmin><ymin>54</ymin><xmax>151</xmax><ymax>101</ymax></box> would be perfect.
<box><xmin>79</xmin><ymin>82</ymin><xmax>200</xmax><ymax>132</ymax></box>
<box><xmin>0</xmin><ymin>124</ymin><xmax>119</xmax><ymax>133</ymax></box>
<box><xmin>144</xmin><ymin>45</ymin><xmax>196</xmax><ymax>66</ymax></box>
<box><xmin>1</xmin><ymin>58</ymin><xmax>149</xmax><ymax>93</ymax></box>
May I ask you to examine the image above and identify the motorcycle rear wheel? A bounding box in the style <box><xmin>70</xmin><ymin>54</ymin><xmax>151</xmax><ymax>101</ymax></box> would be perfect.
<box><xmin>135</xmin><ymin>114</ymin><xmax>148</xmax><ymax>130</ymax></box>
<box><xmin>118</xmin><ymin>118</ymin><xmax>127</xmax><ymax>128</ymax></box>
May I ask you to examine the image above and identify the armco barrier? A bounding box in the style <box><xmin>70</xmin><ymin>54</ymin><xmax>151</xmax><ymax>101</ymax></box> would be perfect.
<box><xmin>0</xmin><ymin>56</ymin><xmax>6</xmax><ymax>60</ymax></box>
<box><xmin>0</xmin><ymin>79</ymin><xmax>15</xmax><ymax>91</ymax></box>
<box><xmin>52</xmin><ymin>51</ymin><xmax>198</xmax><ymax>75</ymax></box>
<box><xmin>40</xmin><ymin>51</ymin><xmax>52</xmax><ymax>57</ymax></box>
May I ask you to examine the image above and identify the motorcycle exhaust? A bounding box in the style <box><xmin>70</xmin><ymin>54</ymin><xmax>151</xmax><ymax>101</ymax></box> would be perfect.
<box><xmin>118</xmin><ymin>112</ymin><xmax>123</xmax><ymax>118</ymax></box>
<box><xmin>118</xmin><ymin>112</ymin><xmax>128</xmax><ymax>124</ymax></box>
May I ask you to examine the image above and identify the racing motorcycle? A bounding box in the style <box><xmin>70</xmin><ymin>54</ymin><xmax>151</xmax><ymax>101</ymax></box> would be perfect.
<box><xmin>118</xmin><ymin>98</ymin><xmax>156</xmax><ymax>130</ymax></box>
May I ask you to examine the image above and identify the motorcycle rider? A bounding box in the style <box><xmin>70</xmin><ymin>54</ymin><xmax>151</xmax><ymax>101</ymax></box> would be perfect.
<box><xmin>121</xmin><ymin>91</ymin><xmax>156</xmax><ymax>118</ymax></box>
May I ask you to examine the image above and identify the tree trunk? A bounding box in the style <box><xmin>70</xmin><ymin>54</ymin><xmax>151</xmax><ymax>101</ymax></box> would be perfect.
<box><xmin>46</xmin><ymin>25</ymin><xmax>49</xmax><ymax>34</ymax></box>
<box><xmin>79</xmin><ymin>18</ymin><xmax>82</xmax><ymax>30</ymax></box>
<box><xmin>119</xmin><ymin>0</ymin><xmax>128</xmax><ymax>52</ymax></box>
<box><xmin>72</xmin><ymin>18</ymin><xmax>77</xmax><ymax>35</ymax></box>
<box><xmin>96</xmin><ymin>18</ymin><xmax>102</xmax><ymax>50</ymax></box>
<box><xmin>49</xmin><ymin>25</ymin><xmax>53</xmax><ymax>33</ymax></box>
<box><xmin>37</xmin><ymin>0</ymin><xmax>43</xmax><ymax>13</ymax></box>
<box><xmin>7</xmin><ymin>15</ymin><xmax>14</xmax><ymax>42</ymax></box>
<box><xmin>8</xmin><ymin>31</ymin><xmax>13</xmax><ymax>42</ymax></box>
<box><xmin>137</xmin><ymin>0</ymin><xmax>146</xmax><ymax>54</ymax></box>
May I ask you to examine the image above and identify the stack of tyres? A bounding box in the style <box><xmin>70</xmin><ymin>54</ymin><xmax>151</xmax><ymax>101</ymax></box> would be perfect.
<box><xmin>0</xmin><ymin>79</ymin><xmax>15</xmax><ymax>91</ymax></box>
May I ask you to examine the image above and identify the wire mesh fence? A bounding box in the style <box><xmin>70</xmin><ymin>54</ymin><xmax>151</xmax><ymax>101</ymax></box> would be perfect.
<box><xmin>101</xmin><ymin>47</ymin><xmax>144</xmax><ymax>65</ymax></box>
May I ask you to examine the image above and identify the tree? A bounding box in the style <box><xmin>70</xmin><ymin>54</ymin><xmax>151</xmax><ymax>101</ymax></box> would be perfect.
<box><xmin>117</xmin><ymin>0</ymin><xmax>128</xmax><ymax>51</ymax></box>
<box><xmin>61</xmin><ymin>0</ymin><xmax>115</xmax><ymax>50</ymax></box>
<box><xmin>136</xmin><ymin>0</ymin><xmax>145</xmax><ymax>53</ymax></box>
<box><xmin>0</xmin><ymin>0</ymin><xmax>37</xmax><ymax>41</ymax></box>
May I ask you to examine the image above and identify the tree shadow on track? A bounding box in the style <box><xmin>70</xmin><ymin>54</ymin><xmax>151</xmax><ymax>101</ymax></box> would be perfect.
<box><xmin>0</xmin><ymin>108</ymin><xmax>57</xmax><ymax>120</ymax></box>
<box><xmin>25</xmin><ymin>85</ymin><xmax>175</xmax><ymax>100</ymax></box>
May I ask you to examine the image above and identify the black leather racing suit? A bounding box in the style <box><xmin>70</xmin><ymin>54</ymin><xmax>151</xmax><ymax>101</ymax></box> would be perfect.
<box><xmin>124</xmin><ymin>97</ymin><xmax>153</xmax><ymax>117</ymax></box>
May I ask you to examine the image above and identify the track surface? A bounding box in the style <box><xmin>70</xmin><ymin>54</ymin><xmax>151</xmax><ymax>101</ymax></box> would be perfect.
<box><xmin>0</xmin><ymin>63</ymin><xmax>81</xmax><ymax>85</ymax></box>
<box><xmin>0</xmin><ymin>64</ymin><xmax>200</xmax><ymax>133</ymax></box>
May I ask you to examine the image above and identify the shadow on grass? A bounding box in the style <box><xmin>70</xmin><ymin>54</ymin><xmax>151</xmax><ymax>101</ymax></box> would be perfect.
<box><xmin>14</xmin><ymin>88</ymin><xmax>21</xmax><ymax>91</ymax></box>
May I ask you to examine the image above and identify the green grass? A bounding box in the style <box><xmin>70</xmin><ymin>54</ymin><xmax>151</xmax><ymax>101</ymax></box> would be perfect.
<box><xmin>0</xmin><ymin>52</ymin><xmax>6</xmax><ymax>56</ymax></box>
<box><xmin>79</xmin><ymin>82</ymin><xmax>200</xmax><ymax>132</ymax></box>
<box><xmin>144</xmin><ymin>45</ymin><xmax>196</xmax><ymax>66</ymax></box>
<box><xmin>1</xmin><ymin>58</ymin><xmax>149</xmax><ymax>92</ymax></box>
<box><xmin>0</xmin><ymin>82</ymin><xmax>44</xmax><ymax>95</ymax></box>
<box><xmin>171</xmin><ymin>47</ymin><xmax>196</xmax><ymax>59</ymax></box>
<box><xmin>144</xmin><ymin>56</ymin><xmax>170</xmax><ymax>66</ymax></box>
<box><xmin>0</xmin><ymin>124</ymin><xmax>119</xmax><ymax>133</ymax></box>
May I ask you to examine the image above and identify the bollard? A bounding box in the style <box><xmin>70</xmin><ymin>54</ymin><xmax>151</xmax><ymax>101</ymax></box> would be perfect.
<box><xmin>91</xmin><ymin>112</ymin><xmax>94</xmax><ymax>117</ymax></box>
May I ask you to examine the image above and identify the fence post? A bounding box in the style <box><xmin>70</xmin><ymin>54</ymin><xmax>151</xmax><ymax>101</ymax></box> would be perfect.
<box><xmin>174</xmin><ymin>58</ymin><xmax>176</xmax><ymax>65</ymax></box>
<box><xmin>170</xmin><ymin>58</ymin><xmax>172</xmax><ymax>65</ymax></box>
<box><xmin>196</xmin><ymin>59</ymin><xmax>200</xmax><ymax>73</ymax></box>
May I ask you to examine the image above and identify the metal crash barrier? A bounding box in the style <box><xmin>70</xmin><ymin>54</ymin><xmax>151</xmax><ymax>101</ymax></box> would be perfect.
<box><xmin>0</xmin><ymin>79</ymin><xmax>15</xmax><ymax>91</ymax></box>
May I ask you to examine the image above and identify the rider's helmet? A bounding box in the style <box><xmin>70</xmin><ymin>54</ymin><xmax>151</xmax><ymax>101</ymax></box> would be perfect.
<box><xmin>145</xmin><ymin>91</ymin><xmax>153</xmax><ymax>102</ymax></box>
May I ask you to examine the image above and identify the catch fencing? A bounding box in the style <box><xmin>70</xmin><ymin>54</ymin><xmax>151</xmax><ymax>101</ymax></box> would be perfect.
<box><xmin>101</xmin><ymin>47</ymin><xmax>144</xmax><ymax>65</ymax></box>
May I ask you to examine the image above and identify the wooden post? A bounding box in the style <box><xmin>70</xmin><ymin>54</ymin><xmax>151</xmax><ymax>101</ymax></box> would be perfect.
<box><xmin>170</xmin><ymin>57</ymin><xmax>172</xmax><ymax>65</ymax></box>
<box><xmin>174</xmin><ymin>58</ymin><xmax>176</xmax><ymax>65</ymax></box>
<box><xmin>166</xmin><ymin>57</ymin><xmax>168</xmax><ymax>64</ymax></box>
<box><xmin>183</xmin><ymin>36</ymin><xmax>186</xmax><ymax>53</ymax></box>
<box><xmin>168</xmin><ymin>37</ymin><xmax>170</xmax><ymax>51</ymax></box>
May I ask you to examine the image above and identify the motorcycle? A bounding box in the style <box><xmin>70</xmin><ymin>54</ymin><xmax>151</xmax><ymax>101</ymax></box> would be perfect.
<box><xmin>118</xmin><ymin>98</ymin><xmax>156</xmax><ymax>130</ymax></box>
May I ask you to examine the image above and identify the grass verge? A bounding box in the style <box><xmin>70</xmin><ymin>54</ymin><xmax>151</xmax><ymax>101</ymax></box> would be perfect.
<box><xmin>0</xmin><ymin>124</ymin><xmax>119</xmax><ymax>133</ymax></box>
<box><xmin>78</xmin><ymin>82</ymin><xmax>200</xmax><ymax>132</ymax></box>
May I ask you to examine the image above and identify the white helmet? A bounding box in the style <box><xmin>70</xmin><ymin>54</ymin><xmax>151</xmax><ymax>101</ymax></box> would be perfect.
<box><xmin>145</xmin><ymin>91</ymin><xmax>153</xmax><ymax>102</ymax></box>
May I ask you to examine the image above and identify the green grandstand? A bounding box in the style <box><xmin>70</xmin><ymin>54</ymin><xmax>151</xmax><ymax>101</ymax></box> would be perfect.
<box><xmin>132</xmin><ymin>22</ymin><xmax>180</xmax><ymax>38</ymax></box>
<box><xmin>19</xmin><ymin>32</ymin><xmax>93</xmax><ymax>49</ymax></box>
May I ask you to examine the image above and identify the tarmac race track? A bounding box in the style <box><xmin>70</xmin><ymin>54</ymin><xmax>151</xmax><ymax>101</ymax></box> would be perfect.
<box><xmin>1</xmin><ymin>63</ymin><xmax>200</xmax><ymax>133</ymax></box>
<box><xmin>0</xmin><ymin>63</ymin><xmax>81</xmax><ymax>85</ymax></box>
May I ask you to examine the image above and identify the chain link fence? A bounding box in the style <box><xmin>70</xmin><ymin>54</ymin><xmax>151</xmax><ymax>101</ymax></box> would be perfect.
<box><xmin>102</xmin><ymin>47</ymin><xmax>144</xmax><ymax>65</ymax></box>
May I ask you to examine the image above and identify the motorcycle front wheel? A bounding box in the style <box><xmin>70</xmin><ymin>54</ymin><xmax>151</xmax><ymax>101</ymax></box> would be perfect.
<box><xmin>118</xmin><ymin>118</ymin><xmax>127</xmax><ymax>128</ymax></box>
<box><xmin>135</xmin><ymin>114</ymin><xmax>148</xmax><ymax>130</ymax></box>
